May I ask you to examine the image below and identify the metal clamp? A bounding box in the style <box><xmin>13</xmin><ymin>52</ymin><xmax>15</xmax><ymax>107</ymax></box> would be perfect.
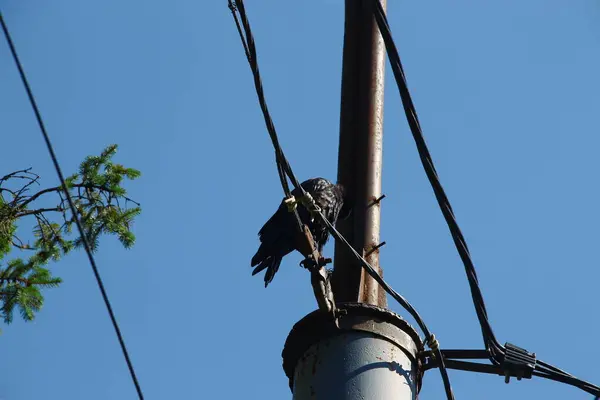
<box><xmin>503</xmin><ymin>342</ymin><xmax>536</xmax><ymax>383</ymax></box>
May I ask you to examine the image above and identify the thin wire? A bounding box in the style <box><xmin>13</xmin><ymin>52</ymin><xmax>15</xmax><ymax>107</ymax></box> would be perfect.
<box><xmin>319</xmin><ymin>215</ymin><xmax>455</xmax><ymax>399</ymax></box>
<box><xmin>227</xmin><ymin>1</ymin><xmax>250</xmax><ymax>62</ymax></box>
<box><xmin>535</xmin><ymin>360</ymin><xmax>600</xmax><ymax>396</ymax></box>
<box><xmin>228</xmin><ymin>0</ymin><xmax>307</xmax><ymax>235</ymax></box>
<box><xmin>230</xmin><ymin>0</ymin><xmax>298</xmax><ymax>192</ymax></box>
<box><xmin>0</xmin><ymin>12</ymin><xmax>144</xmax><ymax>400</ymax></box>
<box><xmin>532</xmin><ymin>370</ymin><xmax>600</xmax><ymax>397</ymax></box>
<box><xmin>231</xmin><ymin>0</ymin><xmax>318</xmax><ymax>208</ymax></box>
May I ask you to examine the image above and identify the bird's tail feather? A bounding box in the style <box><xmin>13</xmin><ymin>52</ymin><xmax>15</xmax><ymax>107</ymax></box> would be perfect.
<box><xmin>251</xmin><ymin>245</ymin><xmax>266</xmax><ymax>267</ymax></box>
<box><xmin>251</xmin><ymin>255</ymin><xmax>282</xmax><ymax>287</ymax></box>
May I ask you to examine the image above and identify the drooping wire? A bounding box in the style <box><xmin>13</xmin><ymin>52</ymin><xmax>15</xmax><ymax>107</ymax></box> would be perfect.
<box><xmin>534</xmin><ymin>360</ymin><xmax>600</xmax><ymax>396</ymax></box>
<box><xmin>227</xmin><ymin>1</ymin><xmax>305</xmax><ymax>224</ymax></box>
<box><xmin>228</xmin><ymin>2</ymin><xmax>455</xmax><ymax>399</ymax></box>
<box><xmin>229</xmin><ymin>0</ymin><xmax>336</xmax><ymax>229</ymax></box>
<box><xmin>371</xmin><ymin>0</ymin><xmax>502</xmax><ymax>359</ymax></box>
<box><xmin>0</xmin><ymin>12</ymin><xmax>145</xmax><ymax>400</ymax></box>
<box><xmin>371</xmin><ymin>0</ymin><xmax>600</xmax><ymax>397</ymax></box>
<box><xmin>532</xmin><ymin>368</ymin><xmax>600</xmax><ymax>397</ymax></box>
<box><xmin>230</xmin><ymin>0</ymin><xmax>600</xmax><ymax>396</ymax></box>
<box><xmin>229</xmin><ymin>0</ymin><xmax>600</xmax><ymax>397</ymax></box>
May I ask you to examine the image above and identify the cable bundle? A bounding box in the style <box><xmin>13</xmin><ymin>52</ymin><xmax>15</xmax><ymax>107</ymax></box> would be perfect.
<box><xmin>229</xmin><ymin>0</ymin><xmax>600</xmax><ymax>398</ymax></box>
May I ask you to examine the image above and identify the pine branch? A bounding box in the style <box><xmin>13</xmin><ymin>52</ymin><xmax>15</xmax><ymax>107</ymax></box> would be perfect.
<box><xmin>0</xmin><ymin>144</ymin><xmax>141</xmax><ymax>326</ymax></box>
<box><xmin>15</xmin><ymin>207</ymin><xmax>65</xmax><ymax>218</ymax></box>
<box><xmin>11</xmin><ymin>235</ymin><xmax>34</xmax><ymax>251</ymax></box>
<box><xmin>0</xmin><ymin>276</ymin><xmax>30</xmax><ymax>287</ymax></box>
<box><xmin>19</xmin><ymin>183</ymin><xmax>140</xmax><ymax>208</ymax></box>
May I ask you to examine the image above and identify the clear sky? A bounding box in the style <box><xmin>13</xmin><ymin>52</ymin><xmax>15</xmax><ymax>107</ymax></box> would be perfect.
<box><xmin>1</xmin><ymin>0</ymin><xmax>599</xmax><ymax>399</ymax></box>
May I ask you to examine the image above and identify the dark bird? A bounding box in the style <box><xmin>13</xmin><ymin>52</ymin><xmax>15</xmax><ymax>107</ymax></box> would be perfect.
<box><xmin>251</xmin><ymin>177</ymin><xmax>352</xmax><ymax>287</ymax></box>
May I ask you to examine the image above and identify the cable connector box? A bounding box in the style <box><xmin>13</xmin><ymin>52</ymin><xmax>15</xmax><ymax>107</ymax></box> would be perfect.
<box><xmin>503</xmin><ymin>342</ymin><xmax>536</xmax><ymax>383</ymax></box>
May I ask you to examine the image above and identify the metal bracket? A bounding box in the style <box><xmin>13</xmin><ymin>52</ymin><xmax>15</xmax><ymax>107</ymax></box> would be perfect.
<box><xmin>419</xmin><ymin>344</ymin><xmax>536</xmax><ymax>384</ymax></box>
<box><xmin>296</xmin><ymin>225</ymin><xmax>340</xmax><ymax>327</ymax></box>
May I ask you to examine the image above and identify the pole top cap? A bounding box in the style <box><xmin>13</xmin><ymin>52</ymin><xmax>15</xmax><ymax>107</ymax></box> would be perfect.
<box><xmin>282</xmin><ymin>302</ymin><xmax>423</xmax><ymax>391</ymax></box>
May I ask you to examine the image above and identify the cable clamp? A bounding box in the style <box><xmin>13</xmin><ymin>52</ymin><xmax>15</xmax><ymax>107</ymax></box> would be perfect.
<box><xmin>299</xmin><ymin>192</ymin><xmax>321</xmax><ymax>215</ymax></box>
<box><xmin>284</xmin><ymin>196</ymin><xmax>297</xmax><ymax>212</ymax></box>
<box><xmin>285</xmin><ymin>193</ymin><xmax>322</xmax><ymax>216</ymax></box>
<box><xmin>427</xmin><ymin>334</ymin><xmax>440</xmax><ymax>353</ymax></box>
<box><xmin>503</xmin><ymin>342</ymin><xmax>536</xmax><ymax>383</ymax></box>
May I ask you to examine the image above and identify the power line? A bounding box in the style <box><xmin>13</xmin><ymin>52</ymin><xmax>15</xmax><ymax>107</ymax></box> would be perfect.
<box><xmin>371</xmin><ymin>0</ymin><xmax>502</xmax><ymax>358</ymax></box>
<box><xmin>0</xmin><ymin>11</ymin><xmax>145</xmax><ymax>400</ymax></box>
<box><xmin>227</xmin><ymin>2</ymin><xmax>455</xmax><ymax>399</ymax></box>
<box><xmin>227</xmin><ymin>0</ymin><xmax>303</xmax><ymax>226</ymax></box>
<box><xmin>230</xmin><ymin>0</ymin><xmax>600</xmax><ymax>397</ymax></box>
<box><xmin>228</xmin><ymin>0</ymin><xmax>341</xmax><ymax>322</ymax></box>
<box><xmin>371</xmin><ymin>0</ymin><xmax>600</xmax><ymax>397</ymax></box>
<box><xmin>317</xmin><ymin>212</ymin><xmax>454</xmax><ymax>399</ymax></box>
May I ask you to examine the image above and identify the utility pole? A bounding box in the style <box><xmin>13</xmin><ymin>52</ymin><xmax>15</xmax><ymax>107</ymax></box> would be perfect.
<box><xmin>331</xmin><ymin>0</ymin><xmax>387</xmax><ymax>307</ymax></box>
<box><xmin>282</xmin><ymin>1</ymin><xmax>422</xmax><ymax>399</ymax></box>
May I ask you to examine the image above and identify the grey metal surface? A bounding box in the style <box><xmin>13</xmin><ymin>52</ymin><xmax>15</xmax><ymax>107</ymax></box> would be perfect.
<box><xmin>283</xmin><ymin>303</ymin><xmax>422</xmax><ymax>400</ymax></box>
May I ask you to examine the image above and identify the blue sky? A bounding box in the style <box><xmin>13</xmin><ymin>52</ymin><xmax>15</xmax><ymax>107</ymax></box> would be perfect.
<box><xmin>1</xmin><ymin>0</ymin><xmax>599</xmax><ymax>399</ymax></box>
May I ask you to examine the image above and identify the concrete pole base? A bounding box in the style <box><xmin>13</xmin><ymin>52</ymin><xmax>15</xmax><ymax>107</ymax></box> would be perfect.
<box><xmin>282</xmin><ymin>303</ymin><xmax>423</xmax><ymax>400</ymax></box>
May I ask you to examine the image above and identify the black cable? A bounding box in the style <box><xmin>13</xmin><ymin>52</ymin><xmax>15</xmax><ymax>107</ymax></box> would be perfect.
<box><xmin>318</xmin><ymin>215</ymin><xmax>455</xmax><ymax>399</ymax></box>
<box><xmin>228</xmin><ymin>0</ymin><xmax>310</xmax><ymax>237</ymax></box>
<box><xmin>228</xmin><ymin>3</ymin><xmax>455</xmax><ymax>398</ymax></box>
<box><xmin>228</xmin><ymin>0</ymin><xmax>299</xmax><ymax>193</ymax></box>
<box><xmin>227</xmin><ymin>1</ymin><xmax>251</xmax><ymax>63</ymax></box>
<box><xmin>230</xmin><ymin>0</ymin><xmax>600</xmax><ymax>397</ymax></box>
<box><xmin>231</xmin><ymin>0</ymin><xmax>332</xmax><ymax>229</ymax></box>
<box><xmin>0</xmin><ymin>12</ymin><xmax>145</xmax><ymax>400</ymax></box>
<box><xmin>532</xmin><ymin>370</ymin><xmax>599</xmax><ymax>397</ymax></box>
<box><xmin>427</xmin><ymin>357</ymin><xmax>600</xmax><ymax>397</ymax></box>
<box><xmin>371</xmin><ymin>0</ymin><xmax>504</xmax><ymax>359</ymax></box>
<box><xmin>534</xmin><ymin>360</ymin><xmax>600</xmax><ymax>396</ymax></box>
<box><xmin>423</xmin><ymin>351</ymin><xmax>600</xmax><ymax>396</ymax></box>
<box><xmin>371</xmin><ymin>1</ymin><xmax>600</xmax><ymax>397</ymax></box>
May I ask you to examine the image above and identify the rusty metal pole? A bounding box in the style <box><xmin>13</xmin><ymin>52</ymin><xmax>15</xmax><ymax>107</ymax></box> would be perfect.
<box><xmin>331</xmin><ymin>0</ymin><xmax>387</xmax><ymax>307</ymax></box>
<box><xmin>282</xmin><ymin>2</ymin><xmax>422</xmax><ymax>399</ymax></box>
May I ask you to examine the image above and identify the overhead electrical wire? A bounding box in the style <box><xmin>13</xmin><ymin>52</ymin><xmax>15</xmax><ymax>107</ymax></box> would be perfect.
<box><xmin>227</xmin><ymin>0</ymin><xmax>307</xmax><ymax>237</ymax></box>
<box><xmin>371</xmin><ymin>0</ymin><xmax>600</xmax><ymax>397</ymax></box>
<box><xmin>371</xmin><ymin>0</ymin><xmax>502</xmax><ymax>359</ymax></box>
<box><xmin>317</xmin><ymin>215</ymin><xmax>455</xmax><ymax>399</ymax></box>
<box><xmin>0</xmin><ymin>11</ymin><xmax>145</xmax><ymax>400</ymax></box>
<box><xmin>230</xmin><ymin>0</ymin><xmax>600</xmax><ymax>397</ymax></box>
<box><xmin>227</xmin><ymin>1</ymin><xmax>455</xmax><ymax>399</ymax></box>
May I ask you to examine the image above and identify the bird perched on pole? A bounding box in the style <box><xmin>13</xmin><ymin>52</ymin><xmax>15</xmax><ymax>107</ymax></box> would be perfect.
<box><xmin>251</xmin><ymin>177</ymin><xmax>352</xmax><ymax>287</ymax></box>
